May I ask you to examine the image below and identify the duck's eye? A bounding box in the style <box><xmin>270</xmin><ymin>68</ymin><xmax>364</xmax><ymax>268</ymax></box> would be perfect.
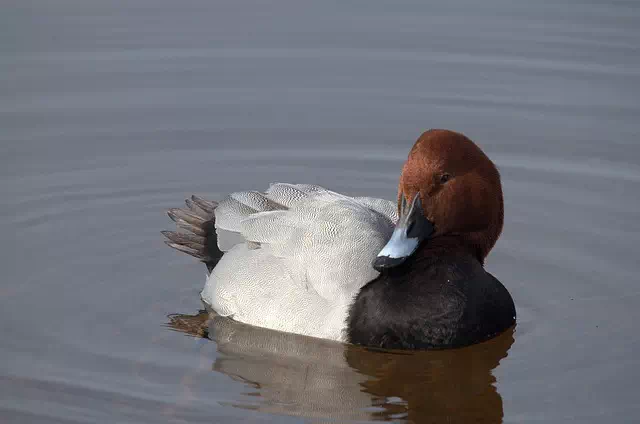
<box><xmin>439</xmin><ymin>173</ymin><xmax>452</xmax><ymax>184</ymax></box>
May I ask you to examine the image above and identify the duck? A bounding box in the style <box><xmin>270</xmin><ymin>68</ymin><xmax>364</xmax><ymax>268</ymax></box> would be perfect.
<box><xmin>162</xmin><ymin>129</ymin><xmax>516</xmax><ymax>349</ymax></box>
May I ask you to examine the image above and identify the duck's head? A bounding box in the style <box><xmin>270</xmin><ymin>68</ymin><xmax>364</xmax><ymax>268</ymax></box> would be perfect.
<box><xmin>374</xmin><ymin>129</ymin><xmax>503</xmax><ymax>271</ymax></box>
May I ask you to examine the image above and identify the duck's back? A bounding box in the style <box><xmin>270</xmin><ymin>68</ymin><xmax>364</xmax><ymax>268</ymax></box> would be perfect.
<box><xmin>346</xmin><ymin>253</ymin><xmax>516</xmax><ymax>349</ymax></box>
<box><xmin>203</xmin><ymin>184</ymin><xmax>398</xmax><ymax>341</ymax></box>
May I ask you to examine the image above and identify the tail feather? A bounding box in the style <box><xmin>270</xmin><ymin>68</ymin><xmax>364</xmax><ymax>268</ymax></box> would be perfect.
<box><xmin>167</xmin><ymin>208</ymin><xmax>206</xmax><ymax>227</ymax></box>
<box><xmin>163</xmin><ymin>240</ymin><xmax>207</xmax><ymax>260</ymax></box>
<box><xmin>174</xmin><ymin>220</ymin><xmax>206</xmax><ymax>237</ymax></box>
<box><xmin>163</xmin><ymin>195</ymin><xmax>223</xmax><ymax>272</ymax></box>
<box><xmin>190</xmin><ymin>195</ymin><xmax>218</xmax><ymax>214</ymax></box>
<box><xmin>161</xmin><ymin>230</ymin><xmax>206</xmax><ymax>251</ymax></box>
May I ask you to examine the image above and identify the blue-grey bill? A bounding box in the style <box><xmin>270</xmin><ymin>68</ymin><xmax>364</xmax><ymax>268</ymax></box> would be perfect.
<box><xmin>373</xmin><ymin>194</ymin><xmax>434</xmax><ymax>271</ymax></box>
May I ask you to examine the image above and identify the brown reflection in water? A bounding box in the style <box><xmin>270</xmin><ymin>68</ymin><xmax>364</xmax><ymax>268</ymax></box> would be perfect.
<box><xmin>345</xmin><ymin>329</ymin><xmax>514</xmax><ymax>423</ymax></box>
<box><xmin>167</xmin><ymin>311</ymin><xmax>514</xmax><ymax>423</ymax></box>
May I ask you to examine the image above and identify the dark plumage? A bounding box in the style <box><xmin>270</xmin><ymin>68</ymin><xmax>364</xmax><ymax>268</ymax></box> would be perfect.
<box><xmin>346</xmin><ymin>248</ymin><xmax>515</xmax><ymax>349</ymax></box>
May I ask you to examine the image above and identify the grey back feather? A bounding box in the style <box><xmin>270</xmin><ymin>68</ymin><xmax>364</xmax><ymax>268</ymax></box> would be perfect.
<box><xmin>201</xmin><ymin>183</ymin><xmax>398</xmax><ymax>341</ymax></box>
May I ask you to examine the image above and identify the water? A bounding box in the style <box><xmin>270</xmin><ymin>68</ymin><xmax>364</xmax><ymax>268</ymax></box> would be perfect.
<box><xmin>2</xmin><ymin>0</ymin><xmax>640</xmax><ymax>422</ymax></box>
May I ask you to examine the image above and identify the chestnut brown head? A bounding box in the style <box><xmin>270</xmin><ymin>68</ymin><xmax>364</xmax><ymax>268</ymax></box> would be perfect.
<box><xmin>373</xmin><ymin>129</ymin><xmax>503</xmax><ymax>270</ymax></box>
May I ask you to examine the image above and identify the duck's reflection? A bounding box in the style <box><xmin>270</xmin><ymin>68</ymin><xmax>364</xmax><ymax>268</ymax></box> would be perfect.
<box><xmin>167</xmin><ymin>311</ymin><xmax>514</xmax><ymax>423</ymax></box>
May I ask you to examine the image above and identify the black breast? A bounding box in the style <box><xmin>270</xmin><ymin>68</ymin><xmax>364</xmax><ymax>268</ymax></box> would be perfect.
<box><xmin>345</xmin><ymin>254</ymin><xmax>515</xmax><ymax>349</ymax></box>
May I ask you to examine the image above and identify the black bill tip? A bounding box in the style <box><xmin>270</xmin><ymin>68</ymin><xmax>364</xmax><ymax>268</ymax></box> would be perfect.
<box><xmin>373</xmin><ymin>255</ymin><xmax>407</xmax><ymax>272</ymax></box>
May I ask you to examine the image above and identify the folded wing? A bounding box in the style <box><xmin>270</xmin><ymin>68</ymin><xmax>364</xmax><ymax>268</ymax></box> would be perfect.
<box><xmin>170</xmin><ymin>183</ymin><xmax>398</xmax><ymax>340</ymax></box>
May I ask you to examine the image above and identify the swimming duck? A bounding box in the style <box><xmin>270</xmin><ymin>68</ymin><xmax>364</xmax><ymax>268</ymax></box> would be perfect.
<box><xmin>163</xmin><ymin>129</ymin><xmax>516</xmax><ymax>349</ymax></box>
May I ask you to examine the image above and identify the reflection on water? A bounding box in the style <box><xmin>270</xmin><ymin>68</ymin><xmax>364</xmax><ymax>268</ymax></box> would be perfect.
<box><xmin>168</xmin><ymin>310</ymin><xmax>514</xmax><ymax>423</ymax></box>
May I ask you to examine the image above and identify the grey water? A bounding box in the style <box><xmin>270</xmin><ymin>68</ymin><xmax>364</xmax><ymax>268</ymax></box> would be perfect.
<box><xmin>2</xmin><ymin>0</ymin><xmax>640</xmax><ymax>422</ymax></box>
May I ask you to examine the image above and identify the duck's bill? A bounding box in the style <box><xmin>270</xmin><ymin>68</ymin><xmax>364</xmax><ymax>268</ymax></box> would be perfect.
<box><xmin>373</xmin><ymin>194</ymin><xmax>434</xmax><ymax>271</ymax></box>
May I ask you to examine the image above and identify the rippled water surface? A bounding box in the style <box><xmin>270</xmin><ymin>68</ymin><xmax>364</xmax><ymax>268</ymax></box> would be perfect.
<box><xmin>2</xmin><ymin>1</ymin><xmax>640</xmax><ymax>422</ymax></box>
